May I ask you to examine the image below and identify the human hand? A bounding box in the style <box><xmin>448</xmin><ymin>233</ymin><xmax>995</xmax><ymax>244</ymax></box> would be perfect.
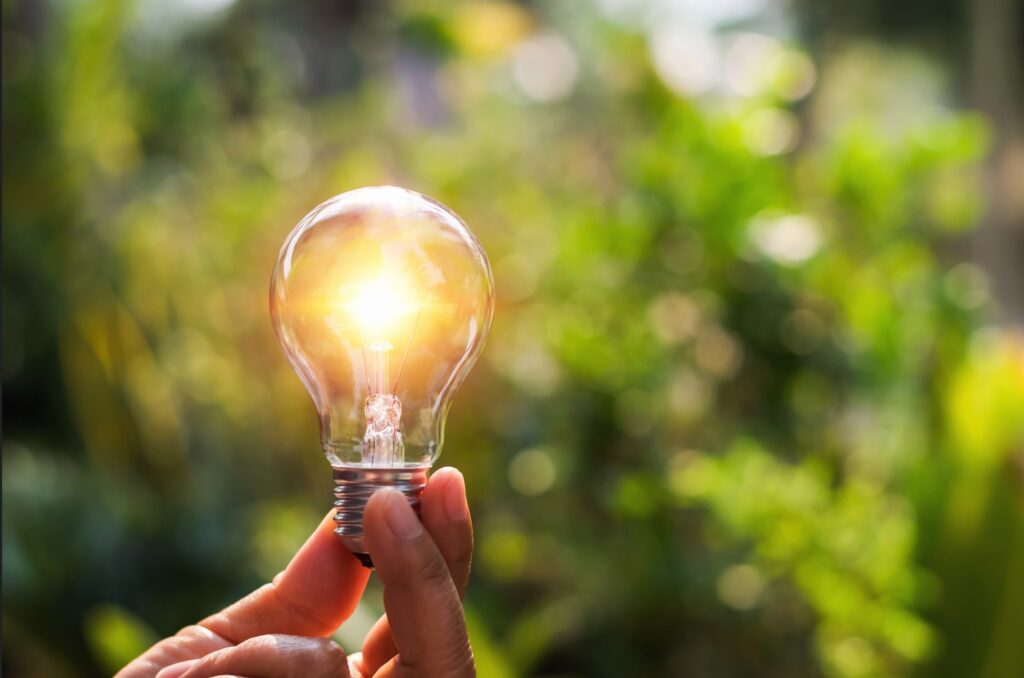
<box><xmin>116</xmin><ymin>466</ymin><xmax>474</xmax><ymax>678</ymax></box>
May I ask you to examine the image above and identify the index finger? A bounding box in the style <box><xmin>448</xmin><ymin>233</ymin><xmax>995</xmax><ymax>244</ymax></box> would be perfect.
<box><xmin>117</xmin><ymin>512</ymin><xmax>370</xmax><ymax>677</ymax></box>
<box><xmin>199</xmin><ymin>511</ymin><xmax>370</xmax><ymax>642</ymax></box>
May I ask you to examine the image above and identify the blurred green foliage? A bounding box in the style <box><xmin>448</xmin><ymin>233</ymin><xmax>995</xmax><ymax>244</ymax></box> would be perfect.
<box><xmin>4</xmin><ymin>1</ymin><xmax>1023</xmax><ymax>677</ymax></box>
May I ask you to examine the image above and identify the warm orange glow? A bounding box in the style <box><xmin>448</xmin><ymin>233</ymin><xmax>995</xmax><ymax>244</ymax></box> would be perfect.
<box><xmin>270</xmin><ymin>187</ymin><xmax>495</xmax><ymax>468</ymax></box>
<box><xmin>341</xmin><ymin>275</ymin><xmax>418</xmax><ymax>339</ymax></box>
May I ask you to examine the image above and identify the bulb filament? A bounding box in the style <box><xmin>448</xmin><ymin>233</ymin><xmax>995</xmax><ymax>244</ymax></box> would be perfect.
<box><xmin>362</xmin><ymin>340</ymin><xmax>404</xmax><ymax>466</ymax></box>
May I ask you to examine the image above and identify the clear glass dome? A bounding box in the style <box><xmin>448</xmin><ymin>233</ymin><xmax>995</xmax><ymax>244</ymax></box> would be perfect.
<box><xmin>270</xmin><ymin>187</ymin><xmax>494</xmax><ymax>468</ymax></box>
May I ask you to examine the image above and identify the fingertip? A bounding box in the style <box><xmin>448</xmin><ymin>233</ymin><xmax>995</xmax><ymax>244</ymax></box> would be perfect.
<box><xmin>430</xmin><ymin>466</ymin><xmax>461</xmax><ymax>483</ymax></box>
<box><xmin>424</xmin><ymin>467</ymin><xmax>468</xmax><ymax>523</ymax></box>
<box><xmin>385</xmin><ymin>490</ymin><xmax>425</xmax><ymax>540</ymax></box>
<box><xmin>364</xmin><ymin>487</ymin><xmax>399</xmax><ymax>529</ymax></box>
<box><xmin>281</xmin><ymin>510</ymin><xmax>363</xmax><ymax>578</ymax></box>
<box><xmin>366</xmin><ymin>486</ymin><xmax>399</xmax><ymax>510</ymax></box>
<box><xmin>319</xmin><ymin>509</ymin><xmax>340</xmax><ymax>532</ymax></box>
<box><xmin>282</xmin><ymin>510</ymin><xmax>347</xmax><ymax>571</ymax></box>
<box><xmin>363</xmin><ymin>488</ymin><xmax>401</xmax><ymax>550</ymax></box>
<box><xmin>442</xmin><ymin>469</ymin><xmax>469</xmax><ymax>522</ymax></box>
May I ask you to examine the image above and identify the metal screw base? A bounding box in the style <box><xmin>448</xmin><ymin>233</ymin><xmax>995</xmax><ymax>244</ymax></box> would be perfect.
<box><xmin>332</xmin><ymin>466</ymin><xmax>429</xmax><ymax>568</ymax></box>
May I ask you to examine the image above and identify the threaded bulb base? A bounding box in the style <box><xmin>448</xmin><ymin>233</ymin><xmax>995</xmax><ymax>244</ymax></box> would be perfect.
<box><xmin>332</xmin><ymin>465</ymin><xmax>429</xmax><ymax>568</ymax></box>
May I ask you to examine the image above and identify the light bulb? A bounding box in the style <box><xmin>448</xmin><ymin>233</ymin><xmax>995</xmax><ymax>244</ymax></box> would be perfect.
<box><xmin>270</xmin><ymin>186</ymin><xmax>494</xmax><ymax>567</ymax></box>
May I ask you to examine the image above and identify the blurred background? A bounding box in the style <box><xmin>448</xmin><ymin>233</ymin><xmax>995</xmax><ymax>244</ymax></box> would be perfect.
<box><xmin>4</xmin><ymin>0</ymin><xmax>1024</xmax><ymax>676</ymax></box>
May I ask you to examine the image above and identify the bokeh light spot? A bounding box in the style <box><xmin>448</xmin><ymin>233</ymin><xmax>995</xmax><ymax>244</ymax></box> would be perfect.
<box><xmin>648</xmin><ymin>26</ymin><xmax>720</xmax><ymax>97</ymax></box>
<box><xmin>748</xmin><ymin>213</ymin><xmax>823</xmax><ymax>265</ymax></box>
<box><xmin>512</xmin><ymin>32</ymin><xmax>579</xmax><ymax>103</ymax></box>
<box><xmin>508</xmin><ymin>447</ymin><xmax>558</xmax><ymax>496</ymax></box>
<box><xmin>717</xmin><ymin>564</ymin><xmax>766</xmax><ymax>610</ymax></box>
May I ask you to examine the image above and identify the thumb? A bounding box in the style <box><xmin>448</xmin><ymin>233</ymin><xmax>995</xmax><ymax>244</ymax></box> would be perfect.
<box><xmin>198</xmin><ymin>511</ymin><xmax>371</xmax><ymax>642</ymax></box>
<box><xmin>363</xmin><ymin>489</ymin><xmax>474</xmax><ymax>677</ymax></box>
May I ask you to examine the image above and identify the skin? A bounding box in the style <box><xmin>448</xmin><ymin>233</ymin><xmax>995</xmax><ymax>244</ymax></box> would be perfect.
<box><xmin>116</xmin><ymin>467</ymin><xmax>475</xmax><ymax>678</ymax></box>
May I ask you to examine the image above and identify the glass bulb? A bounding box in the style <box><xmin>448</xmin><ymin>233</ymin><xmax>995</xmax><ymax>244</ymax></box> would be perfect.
<box><xmin>270</xmin><ymin>186</ymin><xmax>494</xmax><ymax>565</ymax></box>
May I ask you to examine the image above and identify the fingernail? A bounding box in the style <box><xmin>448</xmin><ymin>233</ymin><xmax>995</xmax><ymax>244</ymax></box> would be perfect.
<box><xmin>442</xmin><ymin>469</ymin><xmax>469</xmax><ymax>522</ymax></box>
<box><xmin>156</xmin><ymin>660</ymin><xmax>197</xmax><ymax>678</ymax></box>
<box><xmin>383</xmin><ymin>489</ymin><xmax>423</xmax><ymax>540</ymax></box>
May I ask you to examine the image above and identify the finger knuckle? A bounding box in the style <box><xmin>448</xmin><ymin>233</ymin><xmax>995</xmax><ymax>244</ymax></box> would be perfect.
<box><xmin>174</xmin><ymin>624</ymin><xmax>210</xmax><ymax>640</ymax></box>
<box><xmin>270</xmin><ymin>582</ymin><xmax>337</xmax><ymax>635</ymax></box>
<box><xmin>439</xmin><ymin>638</ymin><xmax>476</xmax><ymax>677</ymax></box>
<box><xmin>413</xmin><ymin>553</ymin><xmax>452</xmax><ymax>591</ymax></box>
<box><xmin>315</xmin><ymin>636</ymin><xmax>346</xmax><ymax>660</ymax></box>
<box><xmin>398</xmin><ymin>642</ymin><xmax>475</xmax><ymax>678</ymax></box>
<box><xmin>239</xmin><ymin>634</ymin><xmax>275</xmax><ymax>653</ymax></box>
<box><xmin>306</xmin><ymin>638</ymin><xmax>348</xmax><ymax>677</ymax></box>
<box><xmin>198</xmin><ymin>648</ymin><xmax>238</xmax><ymax>675</ymax></box>
<box><xmin>324</xmin><ymin>640</ymin><xmax>349</xmax><ymax>666</ymax></box>
<box><xmin>174</xmin><ymin>623</ymin><xmax>232</xmax><ymax>650</ymax></box>
<box><xmin>456</xmin><ymin>651</ymin><xmax>477</xmax><ymax>678</ymax></box>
